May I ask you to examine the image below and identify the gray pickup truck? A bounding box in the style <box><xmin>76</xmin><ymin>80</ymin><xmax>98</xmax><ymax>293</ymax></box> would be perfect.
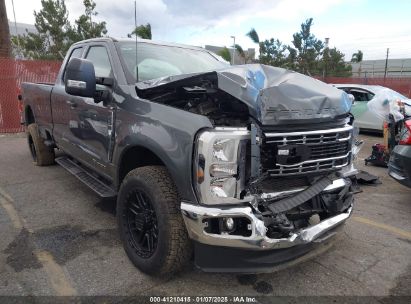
<box><xmin>21</xmin><ymin>37</ymin><xmax>356</xmax><ymax>275</ymax></box>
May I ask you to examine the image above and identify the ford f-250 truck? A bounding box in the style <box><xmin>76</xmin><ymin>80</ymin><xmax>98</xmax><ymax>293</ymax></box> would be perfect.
<box><xmin>21</xmin><ymin>37</ymin><xmax>357</xmax><ymax>275</ymax></box>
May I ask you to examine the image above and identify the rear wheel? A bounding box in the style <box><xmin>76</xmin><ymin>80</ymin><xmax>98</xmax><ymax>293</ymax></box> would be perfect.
<box><xmin>27</xmin><ymin>123</ymin><xmax>55</xmax><ymax>166</ymax></box>
<box><xmin>117</xmin><ymin>166</ymin><xmax>192</xmax><ymax>276</ymax></box>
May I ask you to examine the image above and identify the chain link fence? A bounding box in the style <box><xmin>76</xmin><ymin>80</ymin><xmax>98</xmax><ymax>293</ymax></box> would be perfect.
<box><xmin>0</xmin><ymin>58</ymin><xmax>61</xmax><ymax>133</ymax></box>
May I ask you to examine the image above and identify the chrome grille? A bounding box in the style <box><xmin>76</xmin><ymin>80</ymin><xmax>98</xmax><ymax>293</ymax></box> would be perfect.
<box><xmin>262</xmin><ymin>125</ymin><xmax>353</xmax><ymax>176</ymax></box>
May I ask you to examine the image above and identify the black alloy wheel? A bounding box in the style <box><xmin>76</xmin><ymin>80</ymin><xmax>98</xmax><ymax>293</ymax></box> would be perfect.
<box><xmin>125</xmin><ymin>190</ymin><xmax>159</xmax><ymax>258</ymax></box>
<box><xmin>117</xmin><ymin>166</ymin><xmax>192</xmax><ymax>275</ymax></box>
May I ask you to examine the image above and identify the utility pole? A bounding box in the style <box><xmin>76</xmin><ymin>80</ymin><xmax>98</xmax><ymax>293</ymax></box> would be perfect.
<box><xmin>384</xmin><ymin>48</ymin><xmax>389</xmax><ymax>80</ymax></box>
<box><xmin>230</xmin><ymin>36</ymin><xmax>235</xmax><ymax>65</ymax></box>
<box><xmin>0</xmin><ymin>0</ymin><xmax>12</xmax><ymax>57</ymax></box>
<box><xmin>323</xmin><ymin>37</ymin><xmax>330</xmax><ymax>79</ymax></box>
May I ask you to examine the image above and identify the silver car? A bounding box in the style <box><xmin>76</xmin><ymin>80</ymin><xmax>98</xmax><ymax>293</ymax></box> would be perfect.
<box><xmin>333</xmin><ymin>84</ymin><xmax>408</xmax><ymax>132</ymax></box>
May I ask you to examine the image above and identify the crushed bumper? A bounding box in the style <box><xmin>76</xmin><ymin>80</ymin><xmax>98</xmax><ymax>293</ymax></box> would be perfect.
<box><xmin>181</xmin><ymin>179</ymin><xmax>353</xmax><ymax>251</ymax></box>
<box><xmin>182</xmin><ymin>203</ymin><xmax>352</xmax><ymax>250</ymax></box>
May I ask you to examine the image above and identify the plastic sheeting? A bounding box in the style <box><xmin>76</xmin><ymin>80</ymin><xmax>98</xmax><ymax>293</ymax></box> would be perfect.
<box><xmin>367</xmin><ymin>88</ymin><xmax>411</xmax><ymax>122</ymax></box>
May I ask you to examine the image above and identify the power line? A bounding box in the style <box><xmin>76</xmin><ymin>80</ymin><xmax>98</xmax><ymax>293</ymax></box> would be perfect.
<box><xmin>11</xmin><ymin>0</ymin><xmax>21</xmax><ymax>58</ymax></box>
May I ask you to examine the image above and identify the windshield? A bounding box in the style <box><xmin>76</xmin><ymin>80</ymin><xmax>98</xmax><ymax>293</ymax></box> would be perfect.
<box><xmin>117</xmin><ymin>41</ymin><xmax>228</xmax><ymax>82</ymax></box>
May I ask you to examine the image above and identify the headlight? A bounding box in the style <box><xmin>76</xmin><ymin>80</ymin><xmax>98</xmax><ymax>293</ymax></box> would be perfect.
<box><xmin>194</xmin><ymin>128</ymin><xmax>250</xmax><ymax>205</ymax></box>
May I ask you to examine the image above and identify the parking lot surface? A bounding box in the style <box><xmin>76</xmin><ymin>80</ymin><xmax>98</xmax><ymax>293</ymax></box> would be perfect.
<box><xmin>0</xmin><ymin>133</ymin><xmax>410</xmax><ymax>298</ymax></box>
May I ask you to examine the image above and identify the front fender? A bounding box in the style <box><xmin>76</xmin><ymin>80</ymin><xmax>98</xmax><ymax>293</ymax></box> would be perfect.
<box><xmin>113</xmin><ymin>96</ymin><xmax>213</xmax><ymax>203</ymax></box>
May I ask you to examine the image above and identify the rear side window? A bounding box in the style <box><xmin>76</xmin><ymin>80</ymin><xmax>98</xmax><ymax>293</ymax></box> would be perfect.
<box><xmin>86</xmin><ymin>46</ymin><xmax>112</xmax><ymax>78</ymax></box>
<box><xmin>350</xmin><ymin>89</ymin><xmax>374</xmax><ymax>102</ymax></box>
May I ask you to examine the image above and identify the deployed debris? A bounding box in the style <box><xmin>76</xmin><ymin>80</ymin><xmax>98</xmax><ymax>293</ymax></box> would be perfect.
<box><xmin>347</xmin><ymin>170</ymin><xmax>381</xmax><ymax>195</ymax></box>
<box><xmin>353</xmin><ymin>170</ymin><xmax>382</xmax><ymax>185</ymax></box>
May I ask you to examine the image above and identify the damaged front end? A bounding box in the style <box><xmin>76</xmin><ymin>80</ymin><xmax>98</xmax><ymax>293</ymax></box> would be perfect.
<box><xmin>182</xmin><ymin>123</ymin><xmax>356</xmax><ymax>272</ymax></box>
<box><xmin>185</xmin><ymin>123</ymin><xmax>354</xmax><ymax>238</ymax></box>
<box><xmin>137</xmin><ymin>64</ymin><xmax>356</xmax><ymax>272</ymax></box>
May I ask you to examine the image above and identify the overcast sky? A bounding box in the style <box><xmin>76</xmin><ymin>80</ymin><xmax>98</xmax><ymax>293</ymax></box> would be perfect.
<box><xmin>5</xmin><ymin>0</ymin><xmax>411</xmax><ymax>61</ymax></box>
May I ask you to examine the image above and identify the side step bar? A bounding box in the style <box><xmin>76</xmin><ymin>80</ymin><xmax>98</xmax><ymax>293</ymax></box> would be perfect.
<box><xmin>56</xmin><ymin>156</ymin><xmax>116</xmax><ymax>198</ymax></box>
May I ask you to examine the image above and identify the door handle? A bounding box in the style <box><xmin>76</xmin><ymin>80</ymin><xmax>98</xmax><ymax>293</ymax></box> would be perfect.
<box><xmin>66</xmin><ymin>100</ymin><xmax>77</xmax><ymax>108</ymax></box>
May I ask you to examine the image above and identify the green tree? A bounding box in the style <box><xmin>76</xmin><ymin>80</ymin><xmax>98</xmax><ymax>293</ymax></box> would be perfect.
<box><xmin>218</xmin><ymin>47</ymin><xmax>231</xmax><ymax>62</ymax></box>
<box><xmin>259</xmin><ymin>38</ymin><xmax>287</xmax><ymax>67</ymax></box>
<box><xmin>321</xmin><ymin>47</ymin><xmax>352</xmax><ymax>77</ymax></box>
<box><xmin>241</xmin><ymin>20</ymin><xmax>351</xmax><ymax>76</ymax></box>
<box><xmin>246</xmin><ymin>28</ymin><xmax>288</xmax><ymax>67</ymax></box>
<box><xmin>130</xmin><ymin>23</ymin><xmax>152</xmax><ymax>39</ymax></box>
<box><xmin>289</xmin><ymin>18</ymin><xmax>324</xmax><ymax>75</ymax></box>
<box><xmin>351</xmin><ymin>50</ymin><xmax>363</xmax><ymax>63</ymax></box>
<box><xmin>12</xmin><ymin>0</ymin><xmax>107</xmax><ymax>60</ymax></box>
<box><xmin>34</xmin><ymin>0</ymin><xmax>71</xmax><ymax>59</ymax></box>
<box><xmin>285</xmin><ymin>46</ymin><xmax>298</xmax><ymax>70</ymax></box>
<box><xmin>69</xmin><ymin>0</ymin><xmax>107</xmax><ymax>41</ymax></box>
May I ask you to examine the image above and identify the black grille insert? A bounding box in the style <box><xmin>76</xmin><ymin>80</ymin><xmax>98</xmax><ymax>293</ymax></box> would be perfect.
<box><xmin>261</xmin><ymin>126</ymin><xmax>352</xmax><ymax>176</ymax></box>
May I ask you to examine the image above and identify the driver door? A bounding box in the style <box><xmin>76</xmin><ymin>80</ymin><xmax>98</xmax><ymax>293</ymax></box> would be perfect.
<box><xmin>68</xmin><ymin>44</ymin><xmax>115</xmax><ymax>177</ymax></box>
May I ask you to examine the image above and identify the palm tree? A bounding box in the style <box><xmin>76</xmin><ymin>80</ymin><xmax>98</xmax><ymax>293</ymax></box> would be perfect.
<box><xmin>246</xmin><ymin>28</ymin><xmax>260</xmax><ymax>44</ymax></box>
<box><xmin>225</xmin><ymin>28</ymin><xmax>260</xmax><ymax>64</ymax></box>
<box><xmin>218</xmin><ymin>47</ymin><xmax>231</xmax><ymax>62</ymax></box>
<box><xmin>130</xmin><ymin>23</ymin><xmax>152</xmax><ymax>39</ymax></box>
<box><xmin>0</xmin><ymin>0</ymin><xmax>12</xmax><ymax>57</ymax></box>
<box><xmin>351</xmin><ymin>50</ymin><xmax>363</xmax><ymax>63</ymax></box>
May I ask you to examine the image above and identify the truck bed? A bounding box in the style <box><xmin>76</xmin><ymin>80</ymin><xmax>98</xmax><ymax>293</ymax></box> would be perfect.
<box><xmin>21</xmin><ymin>82</ymin><xmax>54</xmax><ymax>135</ymax></box>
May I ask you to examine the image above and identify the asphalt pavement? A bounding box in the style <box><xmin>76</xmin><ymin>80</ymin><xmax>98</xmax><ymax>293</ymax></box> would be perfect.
<box><xmin>0</xmin><ymin>133</ymin><xmax>410</xmax><ymax>300</ymax></box>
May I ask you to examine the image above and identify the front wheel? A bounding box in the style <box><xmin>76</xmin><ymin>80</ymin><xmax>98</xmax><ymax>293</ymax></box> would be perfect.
<box><xmin>117</xmin><ymin>166</ymin><xmax>192</xmax><ymax>275</ymax></box>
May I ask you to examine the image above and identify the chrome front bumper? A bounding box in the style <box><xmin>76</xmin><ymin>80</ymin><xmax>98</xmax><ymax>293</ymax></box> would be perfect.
<box><xmin>181</xmin><ymin>179</ymin><xmax>353</xmax><ymax>250</ymax></box>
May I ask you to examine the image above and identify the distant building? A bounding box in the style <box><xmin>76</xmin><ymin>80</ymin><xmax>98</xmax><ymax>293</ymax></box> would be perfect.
<box><xmin>205</xmin><ymin>45</ymin><xmax>255</xmax><ymax>65</ymax></box>
<box><xmin>8</xmin><ymin>21</ymin><xmax>37</xmax><ymax>36</ymax></box>
<box><xmin>350</xmin><ymin>58</ymin><xmax>411</xmax><ymax>77</ymax></box>
<box><xmin>8</xmin><ymin>21</ymin><xmax>37</xmax><ymax>59</ymax></box>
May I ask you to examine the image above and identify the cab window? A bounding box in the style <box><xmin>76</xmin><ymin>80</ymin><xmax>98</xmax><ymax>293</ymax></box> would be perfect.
<box><xmin>85</xmin><ymin>46</ymin><xmax>112</xmax><ymax>78</ymax></box>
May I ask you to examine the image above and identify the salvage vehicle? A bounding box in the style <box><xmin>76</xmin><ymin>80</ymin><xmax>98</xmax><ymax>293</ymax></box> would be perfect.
<box><xmin>388</xmin><ymin>108</ymin><xmax>411</xmax><ymax>188</ymax></box>
<box><xmin>333</xmin><ymin>84</ymin><xmax>409</xmax><ymax>132</ymax></box>
<box><xmin>364</xmin><ymin>88</ymin><xmax>411</xmax><ymax>188</ymax></box>
<box><xmin>389</xmin><ymin>119</ymin><xmax>411</xmax><ymax>188</ymax></box>
<box><xmin>21</xmin><ymin>37</ymin><xmax>356</xmax><ymax>275</ymax></box>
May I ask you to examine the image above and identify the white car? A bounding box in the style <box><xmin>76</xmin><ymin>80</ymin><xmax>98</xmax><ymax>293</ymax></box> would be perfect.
<box><xmin>332</xmin><ymin>84</ymin><xmax>408</xmax><ymax>132</ymax></box>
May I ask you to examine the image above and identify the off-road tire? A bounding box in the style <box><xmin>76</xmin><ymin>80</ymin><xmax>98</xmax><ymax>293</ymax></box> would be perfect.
<box><xmin>117</xmin><ymin>166</ymin><xmax>192</xmax><ymax>276</ymax></box>
<box><xmin>27</xmin><ymin>123</ymin><xmax>55</xmax><ymax>166</ymax></box>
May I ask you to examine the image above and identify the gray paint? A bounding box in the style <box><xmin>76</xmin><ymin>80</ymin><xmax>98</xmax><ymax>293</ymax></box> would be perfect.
<box><xmin>21</xmin><ymin>37</ymin><xmax>352</xmax><ymax>204</ymax></box>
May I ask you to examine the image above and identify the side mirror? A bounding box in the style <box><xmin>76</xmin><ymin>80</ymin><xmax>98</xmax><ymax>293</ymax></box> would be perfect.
<box><xmin>65</xmin><ymin>58</ymin><xmax>96</xmax><ymax>97</ymax></box>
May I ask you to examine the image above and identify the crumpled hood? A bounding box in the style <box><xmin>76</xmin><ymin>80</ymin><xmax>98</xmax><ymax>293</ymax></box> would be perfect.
<box><xmin>137</xmin><ymin>64</ymin><xmax>352</xmax><ymax>126</ymax></box>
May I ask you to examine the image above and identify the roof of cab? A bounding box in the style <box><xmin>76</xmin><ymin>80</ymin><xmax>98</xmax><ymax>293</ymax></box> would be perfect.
<box><xmin>72</xmin><ymin>37</ymin><xmax>206</xmax><ymax>52</ymax></box>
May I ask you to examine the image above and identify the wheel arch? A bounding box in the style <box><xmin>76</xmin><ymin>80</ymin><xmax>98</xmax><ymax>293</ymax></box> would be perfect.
<box><xmin>25</xmin><ymin>105</ymin><xmax>35</xmax><ymax>125</ymax></box>
<box><xmin>116</xmin><ymin>145</ymin><xmax>170</xmax><ymax>189</ymax></box>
